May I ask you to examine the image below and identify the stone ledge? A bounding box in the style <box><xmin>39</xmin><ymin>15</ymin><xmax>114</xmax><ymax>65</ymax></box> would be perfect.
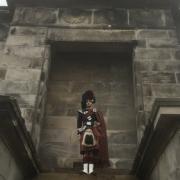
<box><xmin>11</xmin><ymin>7</ymin><xmax>175</xmax><ymax>29</ymax></box>
<box><xmin>0</xmin><ymin>95</ymin><xmax>39</xmax><ymax>178</ymax></box>
<box><xmin>132</xmin><ymin>98</ymin><xmax>180</xmax><ymax>179</ymax></box>
<box><xmin>47</xmin><ymin>28</ymin><xmax>136</xmax><ymax>42</ymax></box>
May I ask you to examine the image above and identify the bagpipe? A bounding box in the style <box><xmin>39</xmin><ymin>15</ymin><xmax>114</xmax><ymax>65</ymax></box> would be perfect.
<box><xmin>77</xmin><ymin>113</ymin><xmax>100</xmax><ymax>148</ymax></box>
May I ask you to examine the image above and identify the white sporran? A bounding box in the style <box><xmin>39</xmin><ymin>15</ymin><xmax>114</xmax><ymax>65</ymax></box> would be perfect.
<box><xmin>82</xmin><ymin>128</ymin><xmax>96</xmax><ymax>147</ymax></box>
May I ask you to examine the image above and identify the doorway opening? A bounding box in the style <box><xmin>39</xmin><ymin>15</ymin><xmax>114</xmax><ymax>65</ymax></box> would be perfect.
<box><xmin>40</xmin><ymin>41</ymin><xmax>137</xmax><ymax>170</ymax></box>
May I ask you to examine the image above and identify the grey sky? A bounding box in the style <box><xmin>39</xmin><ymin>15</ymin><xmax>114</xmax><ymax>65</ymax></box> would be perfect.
<box><xmin>0</xmin><ymin>0</ymin><xmax>7</xmax><ymax>6</ymax></box>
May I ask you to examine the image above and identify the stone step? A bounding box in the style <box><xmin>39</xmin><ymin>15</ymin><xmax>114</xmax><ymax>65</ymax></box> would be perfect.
<box><xmin>32</xmin><ymin>173</ymin><xmax>138</xmax><ymax>180</ymax></box>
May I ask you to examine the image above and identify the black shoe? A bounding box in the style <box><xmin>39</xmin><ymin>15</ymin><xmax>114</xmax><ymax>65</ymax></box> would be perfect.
<box><xmin>79</xmin><ymin>171</ymin><xmax>88</xmax><ymax>175</ymax></box>
<box><xmin>89</xmin><ymin>171</ymin><xmax>97</xmax><ymax>176</ymax></box>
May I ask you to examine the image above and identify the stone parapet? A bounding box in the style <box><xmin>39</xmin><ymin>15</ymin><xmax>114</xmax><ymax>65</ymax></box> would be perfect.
<box><xmin>12</xmin><ymin>7</ymin><xmax>175</xmax><ymax>29</ymax></box>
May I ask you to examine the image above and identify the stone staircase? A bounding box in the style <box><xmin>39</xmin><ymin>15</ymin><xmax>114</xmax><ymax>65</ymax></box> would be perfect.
<box><xmin>32</xmin><ymin>172</ymin><xmax>138</xmax><ymax>180</ymax></box>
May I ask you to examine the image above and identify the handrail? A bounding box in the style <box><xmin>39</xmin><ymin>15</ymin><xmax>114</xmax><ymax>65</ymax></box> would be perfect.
<box><xmin>0</xmin><ymin>95</ymin><xmax>40</xmax><ymax>179</ymax></box>
<box><xmin>131</xmin><ymin>98</ymin><xmax>180</xmax><ymax>180</ymax></box>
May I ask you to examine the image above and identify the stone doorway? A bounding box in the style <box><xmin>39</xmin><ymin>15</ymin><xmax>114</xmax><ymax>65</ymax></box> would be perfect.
<box><xmin>39</xmin><ymin>42</ymin><xmax>137</xmax><ymax>170</ymax></box>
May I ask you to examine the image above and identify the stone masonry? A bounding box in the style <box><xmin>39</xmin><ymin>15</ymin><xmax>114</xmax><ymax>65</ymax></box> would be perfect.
<box><xmin>0</xmin><ymin>6</ymin><xmax>180</xmax><ymax>173</ymax></box>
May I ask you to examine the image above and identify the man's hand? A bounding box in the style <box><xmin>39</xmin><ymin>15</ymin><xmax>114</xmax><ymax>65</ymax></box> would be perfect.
<box><xmin>77</xmin><ymin>126</ymin><xmax>86</xmax><ymax>134</ymax></box>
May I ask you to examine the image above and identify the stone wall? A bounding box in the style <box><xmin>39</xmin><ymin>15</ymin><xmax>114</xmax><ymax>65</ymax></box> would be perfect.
<box><xmin>172</xmin><ymin>0</ymin><xmax>180</xmax><ymax>42</ymax></box>
<box><xmin>0</xmin><ymin>8</ymin><xmax>10</xmax><ymax>80</ymax></box>
<box><xmin>1</xmin><ymin>6</ymin><xmax>180</xmax><ymax>171</ymax></box>
<box><xmin>0</xmin><ymin>25</ymin><xmax>50</xmax><ymax>149</ymax></box>
<box><xmin>147</xmin><ymin>2</ymin><xmax>180</xmax><ymax>179</ymax></box>
<box><xmin>12</xmin><ymin>7</ymin><xmax>174</xmax><ymax>29</ymax></box>
<box><xmin>149</xmin><ymin>131</ymin><xmax>180</xmax><ymax>180</ymax></box>
<box><xmin>0</xmin><ymin>138</ymin><xmax>24</xmax><ymax>180</ymax></box>
<box><xmin>0</xmin><ymin>8</ymin><xmax>24</xmax><ymax>180</ymax></box>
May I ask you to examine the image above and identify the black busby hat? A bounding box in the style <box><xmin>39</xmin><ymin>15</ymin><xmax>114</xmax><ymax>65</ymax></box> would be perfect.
<box><xmin>81</xmin><ymin>90</ymin><xmax>96</xmax><ymax>110</ymax></box>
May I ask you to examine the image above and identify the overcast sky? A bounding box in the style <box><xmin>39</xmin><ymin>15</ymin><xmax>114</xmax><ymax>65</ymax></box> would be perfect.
<box><xmin>0</xmin><ymin>0</ymin><xmax>7</xmax><ymax>6</ymax></box>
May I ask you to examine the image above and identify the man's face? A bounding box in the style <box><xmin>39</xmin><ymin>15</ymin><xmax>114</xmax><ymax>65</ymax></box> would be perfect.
<box><xmin>86</xmin><ymin>99</ymin><xmax>94</xmax><ymax>108</ymax></box>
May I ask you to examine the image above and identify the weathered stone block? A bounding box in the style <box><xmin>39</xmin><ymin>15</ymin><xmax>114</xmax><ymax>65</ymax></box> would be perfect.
<box><xmin>44</xmin><ymin>45</ymin><xmax>51</xmax><ymax>59</ymax></box>
<box><xmin>95</xmin><ymin>104</ymin><xmax>108</xmax><ymax>116</ymax></box>
<box><xmin>140</xmin><ymin>72</ymin><xmax>176</xmax><ymax>83</ymax></box>
<box><xmin>48</xmin><ymin>28</ymin><xmax>136</xmax><ymax>42</ymax></box>
<box><xmin>0</xmin><ymin>53</ymin><xmax>27</xmax><ymax>67</ymax></box>
<box><xmin>44</xmin><ymin>116</ymin><xmax>76</xmax><ymax>129</ymax></box>
<box><xmin>0</xmin><ymin>11</ymin><xmax>11</xmax><ymax>23</ymax></box>
<box><xmin>115</xmin><ymin>159</ymin><xmax>134</xmax><ymax>169</ymax></box>
<box><xmin>5</xmin><ymin>68</ymin><xmax>41</xmax><ymax>81</ymax></box>
<box><xmin>0</xmin><ymin>53</ymin><xmax>42</xmax><ymax>68</ymax></box>
<box><xmin>6</xmin><ymin>35</ymin><xmax>46</xmax><ymax>46</ymax></box>
<box><xmin>142</xmin><ymin>83</ymin><xmax>152</xmax><ymax>96</ymax></box>
<box><xmin>176</xmin><ymin>73</ymin><xmax>180</xmax><ymax>83</ymax></box>
<box><xmin>0</xmin><ymin>24</ymin><xmax>9</xmax><ymax>41</ymax></box>
<box><xmin>135</xmin><ymin>84</ymin><xmax>144</xmax><ymax>110</ymax></box>
<box><xmin>0</xmin><ymin>80</ymin><xmax>39</xmax><ymax>94</ymax></box>
<box><xmin>48</xmin><ymin>82</ymin><xmax>71</xmax><ymax>93</ymax></box>
<box><xmin>164</xmin><ymin>10</ymin><xmax>175</xmax><ymax>27</ymax></box>
<box><xmin>109</xmin><ymin>144</ymin><xmax>137</xmax><ymax>159</ymax></box>
<box><xmin>146</xmin><ymin>38</ymin><xmax>178</xmax><ymax>48</ymax></box>
<box><xmin>129</xmin><ymin>9</ymin><xmax>165</xmax><ymax>28</ymax></box>
<box><xmin>168</xmin><ymin>30</ymin><xmax>178</xmax><ymax>38</ymax></box>
<box><xmin>59</xmin><ymin>9</ymin><xmax>91</xmax><ymax>25</ymax></box>
<box><xmin>40</xmin><ymin>129</ymin><xmax>73</xmax><ymax>143</ymax></box>
<box><xmin>107</xmin><ymin>108</ymin><xmax>136</xmax><ymax>130</ymax></box>
<box><xmin>106</xmin><ymin>93</ymin><xmax>133</xmax><ymax>107</ymax></box>
<box><xmin>20</xmin><ymin>107</ymin><xmax>34</xmax><ymax>121</ymax></box>
<box><xmin>5</xmin><ymin>46</ymin><xmax>45</xmax><ymax>58</ymax></box>
<box><xmin>108</xmin><ymin>130</ymin><xmax>137</xmax><ymax>144</ymax></box>
<box><xmin>151</xmin><ymin>84</ymin><xmax>180</xmax><ymax>97</ymax></box>
<box><xmin>30</xmin><ymin>58</ymin><xmax>44</xmax><ymax>69</ymax></box>
<box><xmin>51</xmin><ymin>70</ymin><xmax>92</xmax><ymax>81</ymax></box>
<box><xmin>61</xmin><ymin>158</ymin><xmax>81</xmax><ymax>168</ymax></box>
<box><xmin>135</xmin><ymin>60</ymin><xmax>180</xmax><ymax>72</ymax></box>
<box><xmin>108</xmin><ymin>106</ymin><xmax>135</xmax><ymax>117</ymax></box>
<box><xmin>135</xmin><ymin>61</ymin><xmax>149</xmax><ymax>72</ymax></box>
<box><xmin>94</xmin><ymin>9</ymin><xmax>128</xmax><ymax>26</ymax></box>
<box><xmin>110</xmin><ymin>83</ymin><xmax>130</xmax><ymax>94</ymax></box>
<box><xmin>174</xmin><ymin>50</ymin><xmax>180</xmax><ymax>60</ymax></box>
<box><xmin>47</xmin><ymin>92</ymin><xmax>80</xmax><ymax>105</ymax></box>
<box><xmin>39</xmin><ymin>142</ymin><xmax>79</xmax><ymax>158</ymax></box>
<box><xmin>134</xmin><ymin>48</ymin><xmax>171</xmax><ymax>60</ymax></box>
<box><xmin>136</xmin><ymin>30</ymin><xmax>169</xmax><ymax>39</ymax></box>
<box><xmin>37</xmin><ymin>83</ymin><xmax>48</xmax><ymax>97</ymax></box>
<box><xmin>143</xmin><ymin>96</ymin><xmax>155</xmax><ymax>112</ymax></box>
<box><xmin>11</xmin><ymin>94</ymin><xmax>37</xmax><ymax>107</ymax></box>
<box><xmin>0</xmin><ymin>42</ymin><xmax>5</xmax><ymax>50</ymax></box>
<box><xmin>13</xmin><ymin>7</ymin><xmax>58</xmax><ymax>25</ymax></box>
<box><xmin>96</xmin><ymin>71</ymin><xmax>131</xmax><ymax>81</ymax></box>
<box><xmin>39</xmin><ymin>142</ymin><xmax>80</xmax><ymax>169</ymax></box>
<box><xmin>0</xmin><ymin>67</ymin><xmax>6</xmax><ymax>80</ymax></box>
<box><xmin>136</xmin><ymin>40</ymin><xmax>146</xmax><ymax>47</ymax></box>
<box><xmin>71</xmin><ymin>82</ymin><xmax>111</xmax><ymax>94</ymax></box>
<box><xmin>66</xmin><ymin>108</ymin><xmax>77</xmax><ymax>116</ymax></box>
<box><xmin>9</xmin><ymin>26</ymin><xmax>47</xmax><ymax>36</ymax></box>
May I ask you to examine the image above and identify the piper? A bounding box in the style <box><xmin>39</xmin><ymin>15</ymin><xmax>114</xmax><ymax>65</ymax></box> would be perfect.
<box><xmin>77</xmin><ymin>90</ymin><xmax>109</xmax><ymax>175</ymax></box>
